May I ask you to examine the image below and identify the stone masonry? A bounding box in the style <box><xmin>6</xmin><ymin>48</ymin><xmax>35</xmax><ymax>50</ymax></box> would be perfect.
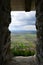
<box><xmin>36</xmin><ymin>0</ymin><xmax>43</xmax><ymax>65</ymax></box>
<box><xmin>0</xmin><ymin>0</ymin><xmax>43</xmax><ymax>65</ymax></box>
<box><xmin>0</xmin><ymin>0</ymin><xmax>11</xmax><ymax>65</ymax></box>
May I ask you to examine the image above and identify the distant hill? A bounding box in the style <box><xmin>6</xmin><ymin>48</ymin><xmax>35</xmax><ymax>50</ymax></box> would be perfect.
<box><xmin>11</xmin><ymin>30</ymin><xmax>36</xmax><ymax>34</ymax></box>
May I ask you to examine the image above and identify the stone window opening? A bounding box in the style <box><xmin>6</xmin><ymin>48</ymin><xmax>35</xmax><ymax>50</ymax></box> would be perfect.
<box><xmin>9</xmin><ymin>11</ymin><xmax>36</xmax><ymax>57</ymax></box>
<box><xmin>0</xmin><ymin>0</ymin><xmax>43</xmax><ymax>65</ymax></box>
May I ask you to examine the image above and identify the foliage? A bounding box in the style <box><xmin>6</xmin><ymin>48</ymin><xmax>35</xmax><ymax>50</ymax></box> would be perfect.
<box><xmin>11</xmin><ymin>42</ymin><xmax>35</xmax><ymax>56</ymax></box>
<box><xmin>11</xmin><ymin>33</ymin><xmax>36</xmax><ymax>56</ymax></box>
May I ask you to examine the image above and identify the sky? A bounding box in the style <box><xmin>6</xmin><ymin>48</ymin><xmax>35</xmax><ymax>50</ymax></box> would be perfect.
<box><xmin>9</xmin><ymin>11</ymin><xmax>36</xmax><ymax>32</ymax></box>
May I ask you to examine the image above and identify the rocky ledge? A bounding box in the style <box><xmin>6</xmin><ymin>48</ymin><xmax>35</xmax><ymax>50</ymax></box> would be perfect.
<box><xmin>7</xmin><ymin>55</ymin><xmax>38</xmax><ymax>65</ymax></box>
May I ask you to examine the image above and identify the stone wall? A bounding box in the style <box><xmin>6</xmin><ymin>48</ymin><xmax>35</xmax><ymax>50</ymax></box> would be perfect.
<box><xmin>36</xmin><ymin>0</ymin><xmax>43</xmax><ymax>65</ymax></box>
<box><xmin>0</xmin><ymin>0</ymin><xmax>11</xmax><ymax>65</ymax></box>
<box><xmin>0</xmin><ymin>0</ymin><xmax>43</xmax><ymax>65</ymax></box>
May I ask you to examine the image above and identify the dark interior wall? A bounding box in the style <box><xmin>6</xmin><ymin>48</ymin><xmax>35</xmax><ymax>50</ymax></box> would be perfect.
<box><xmin>36</xmin><ymin>0</ymin><xmax>43</xmax><ymax>65</ymax></box>
<box><xmin>11</xmin><ymin>0</ymin><xmax>35</xmax><ymax>11</ymax></box>
<box><xmin>0</xmin><ymin>0</ymin><xmax>11</xmax><ymax>65</ymax></box>
<box><xmin>11</xmin><ymin>0</ymin><xmax>25</xmax><ymax>11</ymax></box>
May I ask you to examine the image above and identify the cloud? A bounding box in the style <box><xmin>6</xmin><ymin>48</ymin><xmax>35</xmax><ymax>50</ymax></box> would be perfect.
<box><xmin>9</xmin><ymin>25</ymin><xmax>36</xmax><ymax>31</ymax></box>
<box><xmin>11</xmin><ymin>11</ymin><xmax>36</xmax><ymax>25</ymax></box>
<box><xmin>16</xmin><ymin>25</ymin><xmax>36</xmax><ymax>31</ymax></box>
<box><xmin>9</xmin><ymin>11</ymin><xmax>36</xmax><ymax>31</ymax></box>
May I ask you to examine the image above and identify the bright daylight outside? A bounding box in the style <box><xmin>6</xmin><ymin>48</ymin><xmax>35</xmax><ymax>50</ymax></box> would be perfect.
<box><xmin>9</xmin><ymin>11</ymin><xmax>36</xmax><ymax>56</ymax></box>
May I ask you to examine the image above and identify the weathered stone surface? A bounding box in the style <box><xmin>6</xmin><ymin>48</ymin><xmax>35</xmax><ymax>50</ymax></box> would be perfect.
<box><xmin>36</xmin><ymin>0</ymin><xmax>43</xmax><ymax>65</ymax></box>
<box><xmin>0</xmin><ymin>0</ymin><xmax>11</xmax><ymax>65</ymax></box>
<box><xmin>7</xmin><ymin>55</ymin><xmax>38</xmax><ymax>65</ymax></box>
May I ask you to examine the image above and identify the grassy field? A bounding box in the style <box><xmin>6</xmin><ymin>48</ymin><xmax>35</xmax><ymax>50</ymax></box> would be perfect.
<box><xmin>11</xmin><ymin>33</ymin><xmax>37</xmax><ymax>56</ymax></box>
